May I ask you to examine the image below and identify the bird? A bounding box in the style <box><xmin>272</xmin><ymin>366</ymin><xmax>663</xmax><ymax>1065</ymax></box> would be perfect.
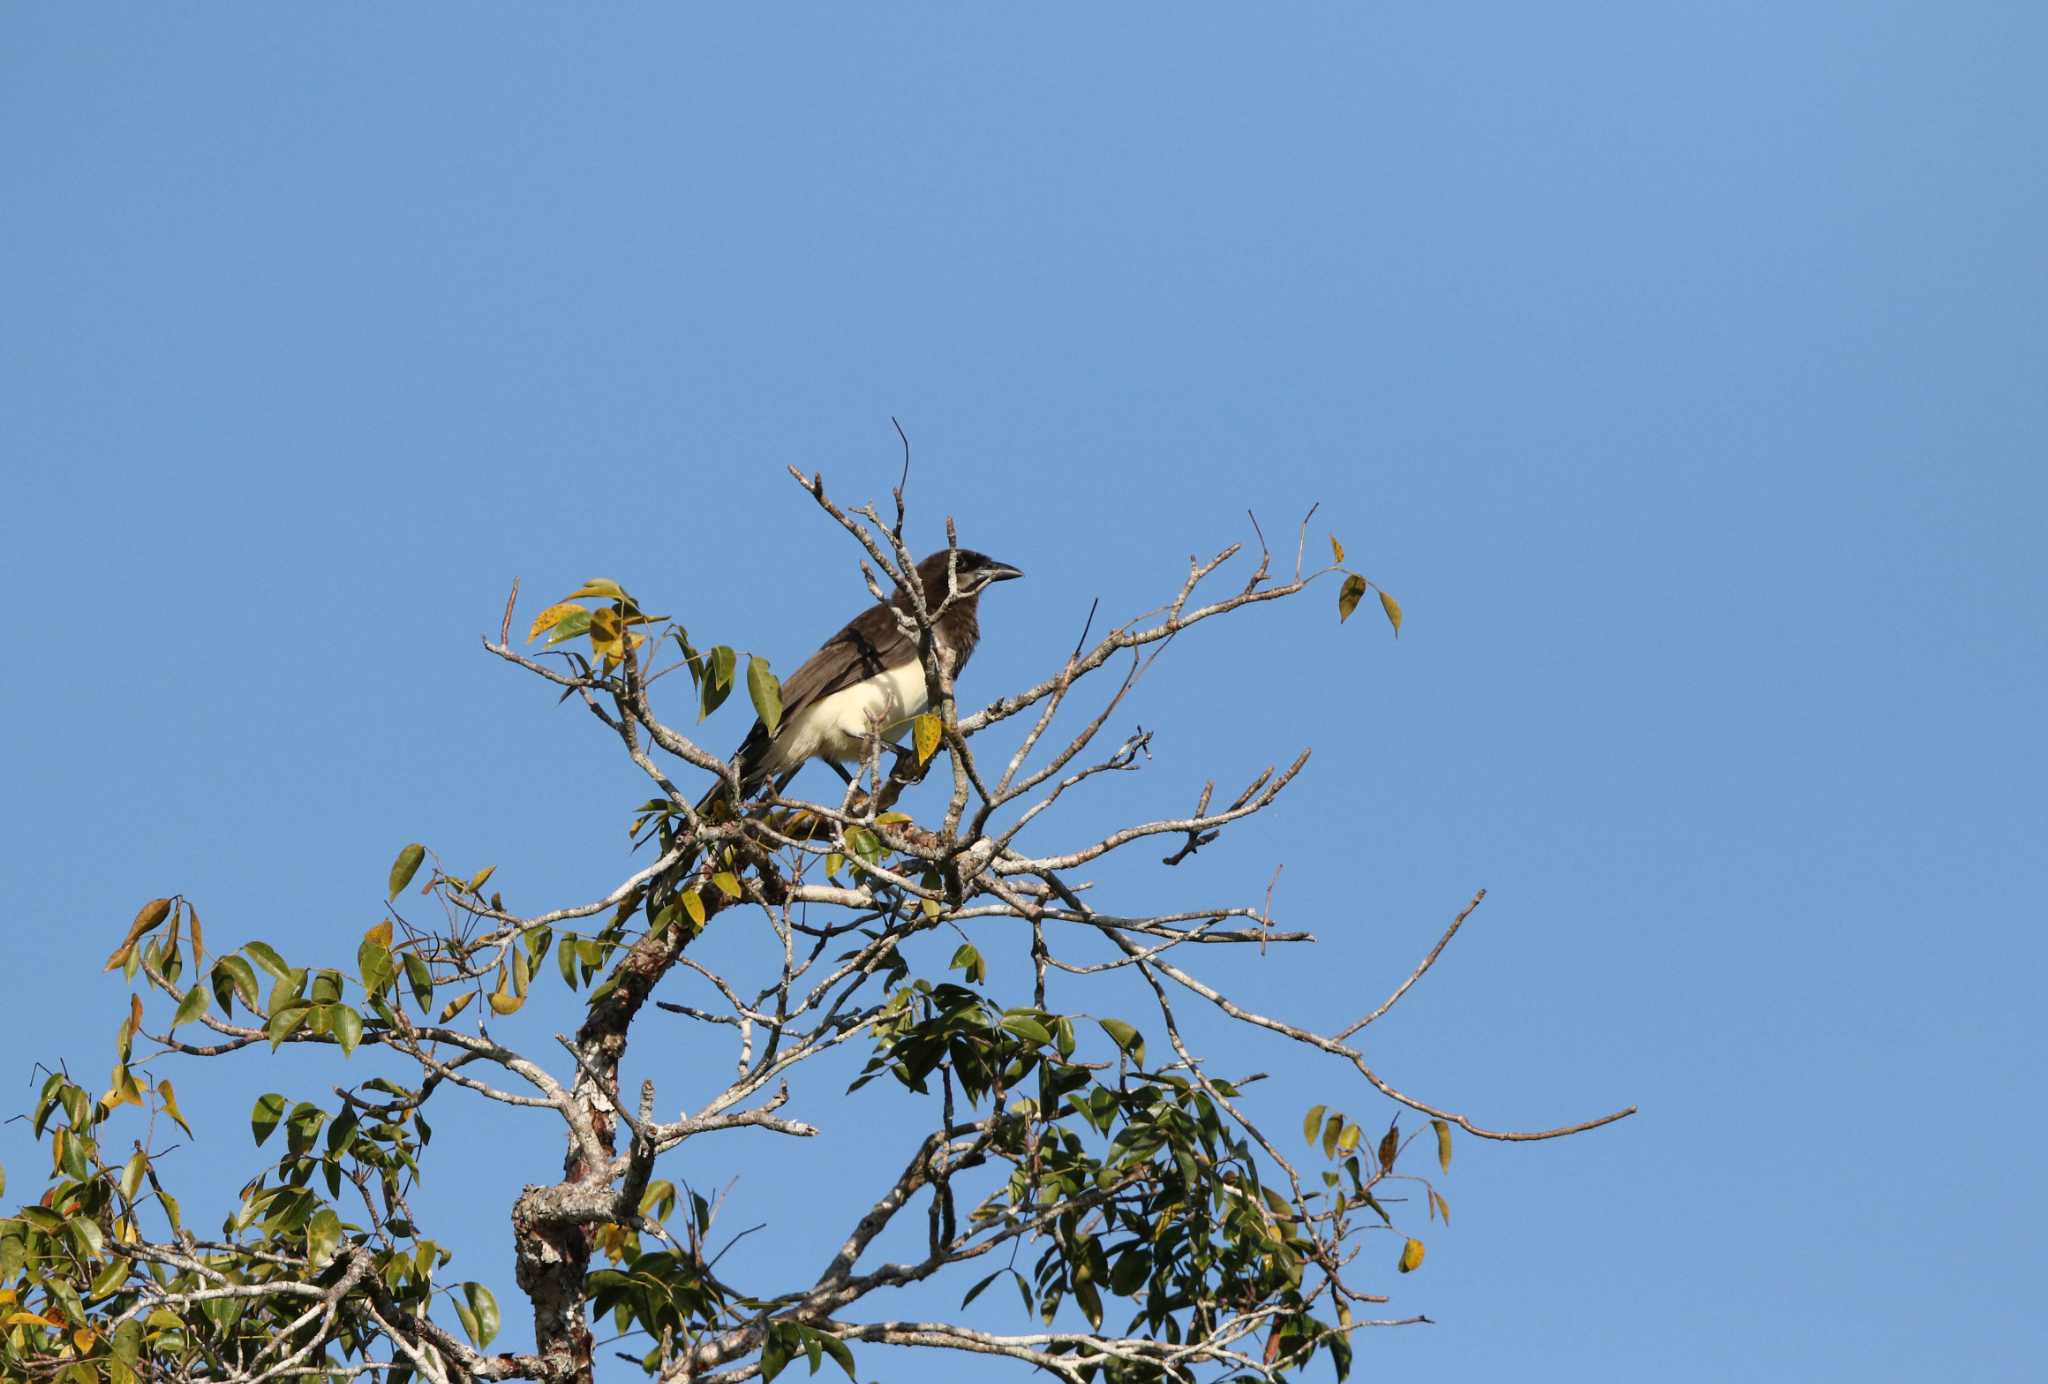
<box><xmin>709</xmin><ymin>548</ymin><xmax>1024</xmax><ymax>807</ymax></box>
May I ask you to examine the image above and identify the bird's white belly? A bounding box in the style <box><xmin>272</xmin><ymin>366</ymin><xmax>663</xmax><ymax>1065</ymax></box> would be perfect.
<box><xmin>784</xmin><ymin>660</ymin><xmax>931</xmax><ymax>766</ymax></box>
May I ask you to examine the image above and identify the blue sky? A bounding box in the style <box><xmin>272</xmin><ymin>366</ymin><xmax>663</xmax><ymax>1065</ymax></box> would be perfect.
<box><xmin>2</xmin><ymin>3</ymin><xmax>2042</xmax><ymax>1379</ymax></box>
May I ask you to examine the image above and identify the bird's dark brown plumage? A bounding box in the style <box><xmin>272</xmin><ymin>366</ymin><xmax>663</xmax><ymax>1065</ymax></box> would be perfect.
<box><xmin>723</xmin><ymin>549</ymin><xmax>1023</xmax><ymax>797</ymax></box>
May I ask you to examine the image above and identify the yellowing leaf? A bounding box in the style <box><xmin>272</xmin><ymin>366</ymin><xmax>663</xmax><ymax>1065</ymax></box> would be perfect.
<box><xmin>912</xmin><ymin>712</ymin><xmax>943</xmax><ymax>766</ymax></box>
<box><xmin>123</xmin><ymin>994</ymin><xmax>143</xmax><ymax>1044</ymax></box>
<box><xmin>527</xmin><ymin>602</ymin><xmax>585</xmax><ymax>641</ymax></box>
<box><xmin>487</xmin><ymin>989</ymin><xmax>523</xmax><ymax>1015</ymax></box>
<box><xmin>363</xmin><ymin>921</ymin><xmax>394</xmax><ymax>949</ymax></box>
<box><xmin>1398</xmin><ymin>1237</ymin><xmax>1426</xmax><ymax>1273</ymax></box>
<box><xmin>1336</xmin><ymin>573</ymin><xmax>1367</xmax><ymax>624</ymax></box>
<box><xmin>468</xmin><ymin>865</ymin><xmax>497</xmax><ymax>893</ymax></box>
<box><xmin>157</xmin><ymin>1079</ymin><xmax>193</xmax><ymax>1137</ymax></box>
<box><xmin>438</xmin><ymin>991</ymin><xmax>477</xmax><ymax>1022</ymax></box>
<box><xmin>681</xmin><ymin>890</ymin><xmax>707</xmax><ymax>928</ymax></box>
<box><xmin>188</xmin><ymin>902</ymin><xmax>204</xmax><ymax>964</ymax></box>
<box><xmin>1379</xmin><ymin>588</ymin><xmax>1403</xmax><ymax>636</ymax></box>
<box><xmin>1432</xmin><ymin>1118</ymin><xmax>1452</xmax><ymax>1173</ymax></box>
<box><xmin>567</xmin><ymin>578</ymin><xmax>628</xmax><ymax>602</ymax></box>
<box><xmin>1302</xmin><ymin>1104</ymin><xmax>1327</xmax><ymax>1145</ymax></box>
<box><xmin>1430</xmin><ymin>1188</ymin><xmax>1452</xmax><ymax>1225</ymax></box>
<box><xmin>104</xmin><ymin>898</ymin><xmax>173</xmax><ymax>972</ymax></box>
<box><xmin>711</xmin><ymin>871</ymin><xmax>742</xmax><ymax>900</ymax></box>
<box><xmin>1330</xmin><ymin>535</ymin><xmax>1346</xmax><ymax>563</ymax></box>
<box><xmin>387</xmin><ymin>844</ymin><xmax>426</xmax><ymax>902</ymax></box>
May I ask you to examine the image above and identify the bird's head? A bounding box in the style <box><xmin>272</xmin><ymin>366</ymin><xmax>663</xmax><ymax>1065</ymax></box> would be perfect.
<box><xmin>915</xmin><ymin>549</ymin><xmax>1025</xmax><ymax>600</ymax></box>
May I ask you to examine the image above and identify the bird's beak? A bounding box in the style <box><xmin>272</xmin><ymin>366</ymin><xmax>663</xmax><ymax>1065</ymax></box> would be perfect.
<box><xmin>985</xmin><ymin>562</ymin><xmax>1024</xmax><ymax>583</ymax></box>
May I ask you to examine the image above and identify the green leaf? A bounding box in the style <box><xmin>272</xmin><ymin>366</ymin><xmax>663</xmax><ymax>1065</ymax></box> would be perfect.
<box><xmin>331</xmin><ymin>1004</ymin><xmax>365</xmax><ymax>1057</ymax></box>
<box><xmin>1303</xmin><ymin>1104</ymin><xmax>1327</xmax><ymax>1145</ymax></box>
<box><xmin>462</xmin><ymin>1282</ymin><xmax>500</xmax><ymax>1348</ymax></box>
<box><xmin>215</xmin><ymin>955</ymin><xmax>260</xmax><ymax>1013</ymax></box>
<box><xmin>306</xmin><ymin>1208</ymin><xmax>341</xmax><ymax>1268</ymax></box>
<box><xmin>251</xmin><ymin>1092</ymin><xmax>287</xmax><ymax>1146</ymax></box>
<box><xmin>267</xmin><ymin>1003</ymin><xmax>309</xmax><ymax>1049</ymax></box>
<box><xmin>404</xmin><ymin>954</ymin><xmax>435</xmax><ymax>1013</ymax></box>
<box><xmin>711</xmin><ymin>871</ymin><xmax>743</xmax><ymax>900</ymax></box>
<box><xmin>358</xmin><ymin>939</ymin><xmax>394</xmax><ymax>996</ymax></box>
<box><xmin>1337</xmin><ymin>573</ymin><xmax>1368</xmax><ymax>623</ymax></box>
<box><xmin>1097</xmin><ymin>1018</ymin><xmax>1145</xmax><ymax>1066</ymax></box>
<box><xmin>1000</xmin><ymin>1014</ymin><xmax>1051</xmax><ymax>1045</ymax></box>
<box><xmin>119</xmin><ymin>1151</ymin><xmax>146</xmax><ymax>1201</ymax></box>
<box><xmin>173</xmin><ymin>983</ymin><xmax>209</xmax><ymax>1029</ymax></box>
<box><xmin>746</xmin><ymin>655</ymin><xmax>783</xmax><ymax>737</ymax></box>
<box><xmin>814</xmin><ymin>1331</ymin><xmax>855</xmax><ymax>1379</ymax></box>
<box><xmin>1380</xmin><ymin>588</ymin><xmax>1403</xmax><ymax>636</ymax></box>
<box><xmin>949</xmin><ymin>943</ymin><xmax>985</xmax><ymax>985</ymax></box>
<box><xmin>544</xmin><ymin>607</ymin><xmax>593</xmax><ymax>646</ymax></box>
<box><xmin>243</xmin><ymin>940</ymin><xmax>291</xmax><ymax>981</ymax></box>
<box><xmin>387</xmin><ymin>843</ymin><xmax>427</xmax><ymax>901</ymax></box>
<box><xmin>699</xmin><ymin>646</ymin><xmax>738</xmax><ymax>720</ymax></box>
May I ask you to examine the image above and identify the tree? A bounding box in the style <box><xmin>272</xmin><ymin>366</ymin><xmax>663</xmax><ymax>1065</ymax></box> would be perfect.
<box><xmin>1</xmin><ymin>468</ymin><xmax>1633</xmax><ymax>1383</ymax></box>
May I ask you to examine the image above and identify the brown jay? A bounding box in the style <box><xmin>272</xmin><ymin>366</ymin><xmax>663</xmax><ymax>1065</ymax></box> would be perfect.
<box><xmin>713</xmin><ymin>548</ymin><xmax>1023</xmax><ymax>804</ymax></box>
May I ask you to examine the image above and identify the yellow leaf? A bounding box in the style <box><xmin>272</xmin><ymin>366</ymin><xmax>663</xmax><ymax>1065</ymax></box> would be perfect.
<box><xmin>711</xmin><ymin>871</ymin><xmax>742</xmax><ymax>900</ymax></box>
<box><xmin>912</xmin><ymin>712</ymin><xmax>943</xmax><ymax>766</ymax></box>
<box><xmin>364</xmin><ymin>921</ymin><xmax>394</xmax><ymax>949</ymax></box>
<box><xmin>5</xmin><ymin>1311</ymin><xmax>64</xmax><ymax>1329</ymax></box>
<box><xmin>1336</xmin><ymin>573</ymin><xmax>1367</xmax><ymax>623</ymax></box>
<box><xmin>1398</xmin><ymin>1237</ymin><xmax>1426</xmax><ymax>1273</ymax></box>
<box><xmin>438</xmin><ymin>991</ymin><xmax>477</xmax><ymax>1022</ymax></box>
<box><xmin>527</xmin><ymin>602</ymin><xmax>585</xmax><ymax>642</ymax></box>
<box><xmin>1335</xmin><ymin>1123</ymin><xmax>1361</xmax><ymax>1154</ymax></box>
<box><xmin>588</xmin><ymin>606</ymin><xmax>624</xmax><ymax>657</ymax></box>
<box><xmin>158</xmin><ymin>1079</ymin><xmax>193</xmax><ymax>1138</ymax></box>
<box><xmin>1432</xmin><ymin>1118</ymin><xmax>1452</xmax><ymax>1173</ymax></box>
<box><xmin>102</xmin><ymin>1064</ymin><xmax>144</xmax><ymax>1111</ymax></box>
<box><xmin>681</xmin><ymin>890</ymin><xmax>707</xmax><ymax>928</ymax></box>
<box><xmin>1330</xmin><ymin>534</ymin><xmax>1346</xmax><ymax>563</ymax></box>
<box><xmin>104</xmin><ymin>898</ymin><xmax>173</xmax><ymax>971</ymax></box>
<box><xmin>468</xmin><ymin>865</ymin><xmax>497</xmax><ymax>893</ymax></box>
<box><xmin>487</xmin><ymin>989</ymin><xmax>523</xmax><ymax>1015</ymax></box>
<box><xmin>1431</xmin><ymin>1188</ymin><xmax>1452</xmax><ymax>1225</ymax></box>
<box><xmin>1379</xmin><ymin>589</ymin><xmax>1402</xmax><ymax>637</ymax></box>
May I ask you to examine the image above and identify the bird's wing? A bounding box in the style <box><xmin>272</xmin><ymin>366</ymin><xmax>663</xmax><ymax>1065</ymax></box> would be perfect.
<box><xmin>731</xmin><ymin>602</ymin><xmax>918</xmax><ymax>786</ymax></box>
